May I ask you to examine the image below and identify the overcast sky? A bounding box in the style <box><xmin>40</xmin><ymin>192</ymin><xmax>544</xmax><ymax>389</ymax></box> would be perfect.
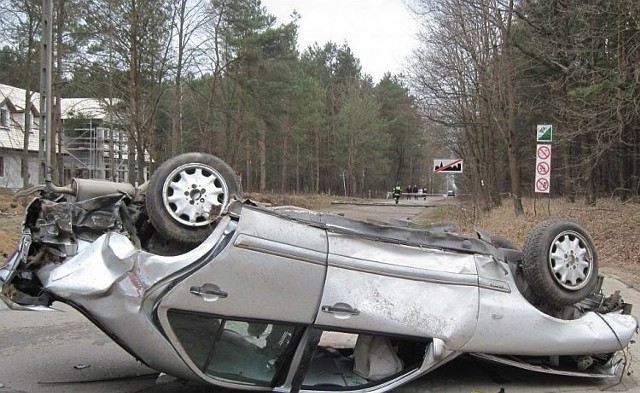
<box><xmin>260</xmin><ymin>0</ymin><xmax>420</xmax><ymax>83</ymax></box>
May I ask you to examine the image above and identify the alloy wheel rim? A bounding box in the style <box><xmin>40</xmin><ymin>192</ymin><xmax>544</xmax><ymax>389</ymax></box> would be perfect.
<box><xmin>548</xmin><ymin>230</ymin><xmax>594</xmax><ymax>290</ymax></box>
<box><xmin>161</xmin><ymin>163</ymin><xmax>229</xmax><ymax>227</ymax></box>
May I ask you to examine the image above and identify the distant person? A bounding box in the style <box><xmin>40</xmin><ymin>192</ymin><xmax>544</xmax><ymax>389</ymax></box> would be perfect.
<box><xmin>406</xmin><ymin>186</ymin><xmax>411</xmax><ymax>200</ymax></box>
<box><xmin>393</xmin><ymin>185</ymin><xmax>402</xmax><ymax>204</ymax></box>
<box><xmin>413</xmin><ymin>185</ymin><xmax>418</xmax><ymax>199</ymax></box>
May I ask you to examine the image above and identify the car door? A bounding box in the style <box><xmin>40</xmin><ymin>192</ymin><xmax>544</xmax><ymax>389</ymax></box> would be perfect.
<box><xmin>156</xmin><ymin>206</ymin><xmax>328</xmax><ymax>388</ymax></box>
<box><xmin>315</xmin><ymin>233</ymin><xmax>480</xmax><ymax>349</ymax></box>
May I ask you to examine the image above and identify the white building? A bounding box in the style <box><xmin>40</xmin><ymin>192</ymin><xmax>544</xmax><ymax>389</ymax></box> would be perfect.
<box><xmin>0</xmin><ymin>83</ymin><xmax>130</xmax><ymax>189</ymax></box>
<box><xmin>0</xmin><ymin>83</ymin><xmax>40</xmax><ymax>188</ymax></box>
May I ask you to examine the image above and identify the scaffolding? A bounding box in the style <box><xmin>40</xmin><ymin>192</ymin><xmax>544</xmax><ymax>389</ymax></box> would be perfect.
<box><xmin>63</xmin><ymin>122</ymin><xmax>128</xmax><ymax>183</ymax></box>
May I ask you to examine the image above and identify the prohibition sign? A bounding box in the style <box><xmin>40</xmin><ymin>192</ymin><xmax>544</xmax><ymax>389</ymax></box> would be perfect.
<box><xmin>537</xmin><ymin>145</ymin><xmax>551</xmax><ymax>160</ymax></box>
<box><xmin>537</xmin><ymin>162</ymin><xmax>550</xmax><ymax>175</ymax></box>
<box><xmin>536</xmin><ymin>178</ymin><xmax>549</xmax><ymax>192</ymax></box>
<box><xmin>535</xmin><ymin>144</ymin><xmax>551</xmax><ymax>193</ymax></box>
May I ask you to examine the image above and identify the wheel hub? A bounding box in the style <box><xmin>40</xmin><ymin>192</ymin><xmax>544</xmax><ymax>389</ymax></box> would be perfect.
<box><xmin>161</xmin><ymin>163</ymin><xmax>228</xmax><ymax>227</ymax></box>
<box><xmin>549</xmin><ymin>230</ymin><xmax>594</xmax><ymax>291</ymax></box>
<box><xmin>187</xmin><ymin>187</ymin><xmax>206</xmax><ymax>204</ymax></box>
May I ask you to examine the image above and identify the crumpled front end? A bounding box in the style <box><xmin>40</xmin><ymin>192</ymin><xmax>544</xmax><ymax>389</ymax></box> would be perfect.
<box><xmin>0</xmin><ymin>193</ymin><xmax>234</xmax><ymax>383</ymax></box>
<box><xmin>33</xmin><ymin>226</ymin><xmax>231</xmax><ymax>382</ymax></box>
<box><xmin>1</xmin><ymin>194</ymin><xmax>136</xmax><ymax>310</ymax></box>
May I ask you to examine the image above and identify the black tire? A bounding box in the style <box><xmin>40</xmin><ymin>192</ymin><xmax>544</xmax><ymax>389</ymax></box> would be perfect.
<box><xmin>146</xmin><ymin>153</ymin><xmax>241</xmax><ymax>245</ymax></box>
<box><xmin>522</xmin><ymin>218</ymin><xmax>598</xmax><ymax>307</ymax></box>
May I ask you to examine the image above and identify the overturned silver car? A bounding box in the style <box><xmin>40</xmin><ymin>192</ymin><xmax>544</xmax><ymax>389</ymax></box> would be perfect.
<box><xmin>1</xmin><ymin>153</ymin><xmax>637</xmax><ymax>392</ymax></box>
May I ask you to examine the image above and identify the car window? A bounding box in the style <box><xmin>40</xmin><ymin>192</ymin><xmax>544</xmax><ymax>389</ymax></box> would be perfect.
<box><xmin>168</xmin><ymin>309</ymin><xmax>302</xmax><ymax>387</ymax></box>
<box><xmin>302</xmin><ymin>329</ymin><xmax>429</xmax><ymax>390</ymax></box>
<box><xmin>168</xmin><ymin>309</ymin><xmax>222</xmax><ymax>370</ymax></box>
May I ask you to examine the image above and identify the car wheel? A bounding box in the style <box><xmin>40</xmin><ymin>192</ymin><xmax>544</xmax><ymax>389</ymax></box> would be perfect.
<box><xmin>146</xmin><ymin>153</ymin><xmax>241</xmax><ymax>245</ymax></box>
<box><xmin>522</xmin><ymin>219</ymin><xmax>598</xmax><ymax>307</ymax></box>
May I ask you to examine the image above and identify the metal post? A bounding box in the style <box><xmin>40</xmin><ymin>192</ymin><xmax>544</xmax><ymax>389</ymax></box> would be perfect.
<box><xmin>39</xmin><ymin>0</ymin><xmax>53</xmax><ymax>183</ymax></box>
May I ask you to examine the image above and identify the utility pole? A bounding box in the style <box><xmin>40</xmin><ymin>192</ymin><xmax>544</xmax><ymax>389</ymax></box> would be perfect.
<box><xmin>39</xmin><ymin>0</ymin><xmax>53</xmax><ymax>183</ymax></box>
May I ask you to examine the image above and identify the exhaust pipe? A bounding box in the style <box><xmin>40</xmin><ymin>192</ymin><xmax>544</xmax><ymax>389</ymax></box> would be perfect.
<box><xmin>45</xmin><ymin>178</ymin><xmax>135</xmax><ymax>201</ymax></box>
<box><xmin>15</xmin><ymin>179</ymin><xmax>138</xmax><ymax>201</ymax></box>
<box><xmin>71</xmin><ymin>178</ymin><xmax>135</xmax><ymax>201</ymax></box>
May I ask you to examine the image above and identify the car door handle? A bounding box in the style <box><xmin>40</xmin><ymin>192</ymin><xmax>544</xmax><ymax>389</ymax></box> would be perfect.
<box><xmin>321</xmin><ymin>303</ymin><xmax>360</xmax><ymax>316</ymax></box>
<box><xmin>190</xmin><ymin>284</ymin><xmax>228</xmax><ymax>299</ymax></box>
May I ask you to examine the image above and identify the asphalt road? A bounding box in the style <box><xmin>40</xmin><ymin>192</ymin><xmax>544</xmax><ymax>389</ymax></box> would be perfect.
<box><xmin>1</xmin><ymin>198</ymin><xmax>639</xmax><ymax>393</ymax></box>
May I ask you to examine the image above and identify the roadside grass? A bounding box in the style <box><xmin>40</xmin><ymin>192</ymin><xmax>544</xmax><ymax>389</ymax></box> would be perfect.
<box><xmin>412</xmin><ymin>202</ymin><xmax>454</xmax><ymax>225</ymax></box>
<box><xmin>243</xmin><ymin>192</ymin><xmax>335</xmax><ymax>210</ymax></box>
<box><xmin>1</xmin><ymin>189</ymin><xmax>637</xmax><ymax>287</ymax></box>
<box><xmin>0</xmin><ymin>189</ymin><xmax>25</xmax><ymax>258</ymax></box>
<box><xmin>443</xmin><ymin>196</ymin><xmax>640</xmax><ymax>287</ymax></box>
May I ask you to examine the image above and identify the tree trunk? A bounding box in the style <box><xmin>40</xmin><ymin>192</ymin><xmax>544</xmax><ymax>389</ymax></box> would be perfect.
<box><xmin>583</xmin><ymin>132</ymin><xmax>596</xmax><ymax>206</ymax></box>
<box><xmin>245</xmin><ymin>138</ymin><xmax>251</xmax><ymax>192</ymax></box>
<box><xmin>172</xmin><ymin>0</ymin><xmax>187</xmax><ymax>157</ymax></box>
<box><xmin>314</xmin><ymin>127</ymin><xmax>320</xmax><ymax>192</ymax></box>
<box><xmin>128</xmin><ymin>136</ymin><xmax>136</xmax><ymax>184</ymax></box>
<box><xmin>485</xmin><ymin>122</ymin><xmax>502</xmax><ymax>207</ymax></box>
<box><xmin>136</xmin><ymin>141</ymin><xmax>146</xmax><ymax>185</ymax></box>
<box><xmin>128</xmin><ymin>2</ymin><xmax>139</xmax><ymax>183</ymax></box>
<box><xmin>504</xmin><ymin>0</ymin><xmax>523</xmax><ymax>215</ymax></box>
<box><xmin>508</xmin><ymin>146</ymin><xmax>523</xmax><ymax>214</ymax></box>
<box><xmin>295</xmin><ymin>143</ymin><xmax>300</xmax><ymax>193</ymax></box>
<box><xmin>259</xmin><ymin>122</ymin><xmax>266</xmax><ymax>192</ymax></box>
<box><xmin>281</xmin><ymin>133</ymin><xmax>288</xmax><ymax>193</ymax></box>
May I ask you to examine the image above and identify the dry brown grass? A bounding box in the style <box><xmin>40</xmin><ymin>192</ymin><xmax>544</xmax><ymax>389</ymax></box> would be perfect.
<box><xmin>0</xmin><ymin>190</ymin><xmax>637</xmax><ymax>287</ymax></box>
<box><xmin>447</xmin><ymin>196</ymin><xmax>640</xmax><ymax>286</ymax></box>
<box><xmin>0</xmin><ymin>189</ymin><xmax>26</xmax><ymax>258</ymax></box>
<box><xmin>243</xmin><ymin>192</ymin><xmax>339</xmax><ymax>210</ymax></box>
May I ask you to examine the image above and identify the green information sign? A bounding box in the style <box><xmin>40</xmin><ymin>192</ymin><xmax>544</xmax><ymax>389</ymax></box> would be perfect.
<box><xmin>537</xmin><ymin>124</ymin><xmax>553</xmax><ymax>142</ymax></box>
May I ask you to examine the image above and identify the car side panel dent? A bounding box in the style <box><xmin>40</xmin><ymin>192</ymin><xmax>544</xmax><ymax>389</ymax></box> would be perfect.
<box><xmin>40</xmin><ymin>232</ymin><xmax>137</xmax><ymax>297</ymax></box>
<box><xmin>317</xmin><ymin>267</ymin><xmax>479</xmax><ymax>346</ymax></box>
<box><xmin>316</xmin><ymin>234</ymin><xmax>480</xmax><ymax>347</ymax></box>
<box><xmin>40</xmin><ymin>217</ymin><xmax>233</xmax><ymax>298</ymax></box>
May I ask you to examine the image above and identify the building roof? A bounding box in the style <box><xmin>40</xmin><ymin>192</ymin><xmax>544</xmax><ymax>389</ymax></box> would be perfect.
<box><xmin>0</xmin><ymin>83</ymin><xmax>39</xmax><ymax>114</ymax></box>
<box><xmin>0</xmin><ymin>83</ymin><xmax>116</xmax><ymax>153</ymax></box>
<box><xmin>0</xmin><ymin>84</ymin><xmax>39</xmax><ymax>152</ymax></box>
<box><xmin>60</xmin><ymin>97</ymin><xmax>111</xmax><ymax>120</ymax></box>
<box><xmin>0</xmin><ymin>125</ymin><xmax>39</xmax><ymax>152</ymax></box>
<box><xmin>0</xmin><ymin>83</ymin><xmax>113</xmax><ymax>120</ymax></box>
